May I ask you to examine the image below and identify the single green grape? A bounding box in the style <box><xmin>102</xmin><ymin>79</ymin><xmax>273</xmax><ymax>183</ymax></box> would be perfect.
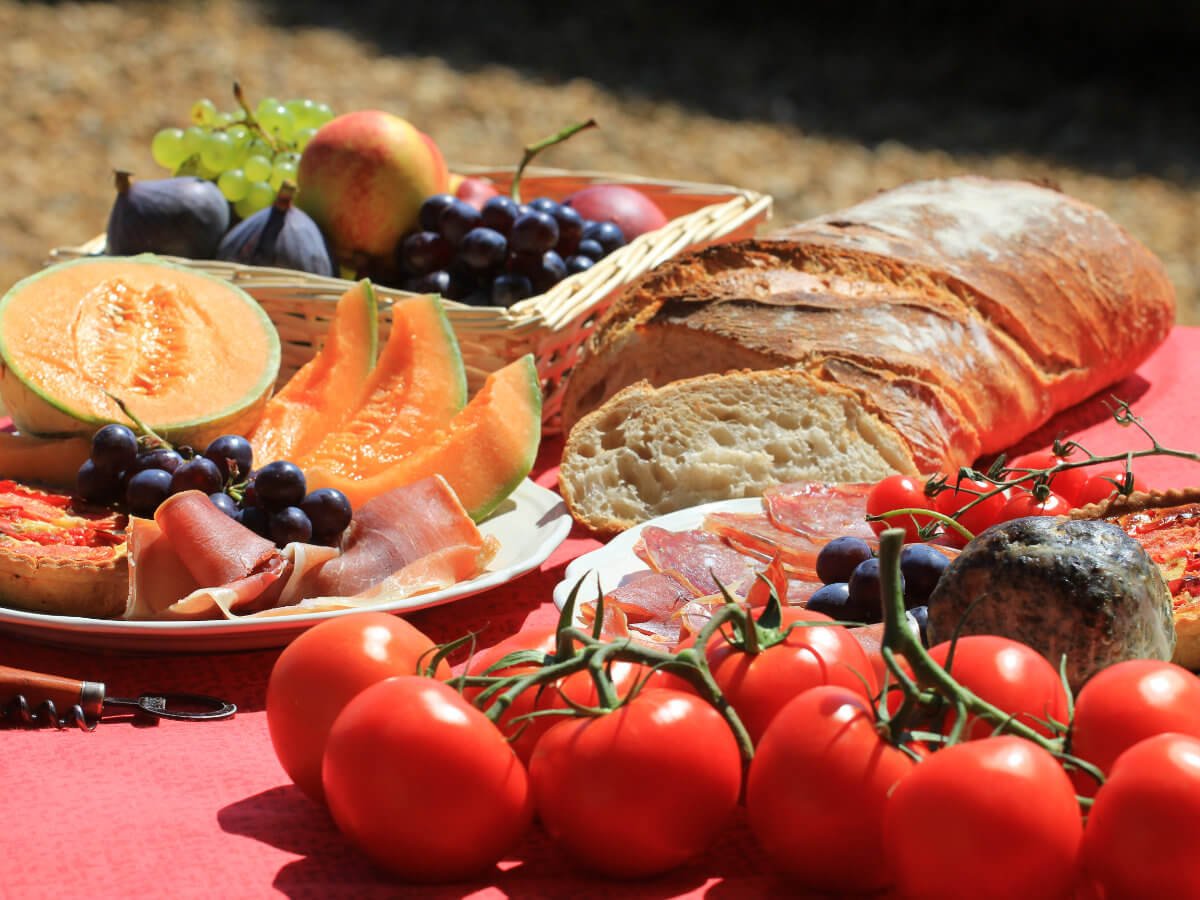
<box><xmin>270</xmin><ymin>157</ymin><xmax>299</xmax><ymax>190</ymax></box>
<box><xmin>181</xmin><ymin>125</ymin><xmax>208</xmax><ymax>156</ymax></box>
<box><xmin>200</xmin><ymin>130</ymin><xmax>238</xmax><ymax>172</ymax></box>
<box><xmin>244</xmin><ymin>137</ymin><xmax>273</xmax><ymax>160</ymax></box>
<box><xmin>254</xmin><ymin>97</ymin><xmax>281</xmax><ymax>119</ymax></box>
<box><xmin>190</xmin><ymin>98</ymin><xmax>218</xmax><ymax>126</ymax></box>
<box><xmin>150</xmin><ymin>128</ymin><xmax>188</xmax><ymax>170</ymax></box>
<box><xmin>286</xmin><ymin>98</ymin><xmax>320</xmax><ymax>129</ymax></box>
<box><xmin>213</xmin><ymin>111</ymin><xmax>235</xmax><ymax>128</ymax></box>
<box><xmin>312</xmin><ymin>102</ymin><xmax>334</xmax><ymax>126</ymax></box>
<box><xmin>235</xmin><ymin>181</ymin><xmax>276</xmax><ymax>219</ymax></box>
<box><xmin>293</xmin><ymin>127</ymin><xmax>319</xmax><ymax>151</ymax></box>
<box><xmin>217</xmin><ymin>168</ymin><xmax>250</xmax><ymax>202</ymax></box>
<box><xmin>243</xmin><ymin>154</ymin><xmax>273</xmax><ymax>183</ymax></box>
<box><xmin>259</xmin><ymin>104</ymin><xmax>296</xmax><ymax>144</ymax></box>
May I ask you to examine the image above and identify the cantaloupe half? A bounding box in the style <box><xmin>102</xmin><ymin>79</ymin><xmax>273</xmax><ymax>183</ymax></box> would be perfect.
<box><xmin>249</xmin><ymin>279</ymin><xmax>379</xmax><ymax>465</ymax></box>
<box><xmin>297</xmin><ymin>293</ymin><xmax>466</xmax><ymax>478</ymax></box>
<box><xmin>306</xmin><ymin>354</ymin><xmax>542</xmax><ymax>521</ymax></box>
<box><xmin>0</xmin><ymin>256</ymin><xmax>280</xmax><ymax>448</ymax></box>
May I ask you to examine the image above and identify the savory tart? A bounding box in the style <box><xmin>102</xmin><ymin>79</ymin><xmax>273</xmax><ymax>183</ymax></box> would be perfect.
<box><xmin>0</xmin><ymin>479</ymin><xmax>127</xmax><ymax>618</ymax></box>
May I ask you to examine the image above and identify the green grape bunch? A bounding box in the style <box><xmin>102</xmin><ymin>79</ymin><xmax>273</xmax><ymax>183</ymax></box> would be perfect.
<box><xmin>149</xmin><ymin>84</ymin><xmax>334</xmax><ymax>220</ymax></box>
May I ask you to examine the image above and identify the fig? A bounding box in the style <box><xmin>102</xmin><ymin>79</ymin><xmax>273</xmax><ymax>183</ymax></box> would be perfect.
<box><xmin>105</xmin><ymin>170</ymin><xmax>231</xmax><ymax>259</ymax></box>
<box><xmin>216</xmin><ymin>182</ymin><xmax>336</xmax><ymax>276</ymax></box>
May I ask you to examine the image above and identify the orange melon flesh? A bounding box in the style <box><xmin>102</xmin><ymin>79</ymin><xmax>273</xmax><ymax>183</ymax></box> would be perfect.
<box><xmin>298</xmin><ymin>293</ymin><xmax>466</xmax><ymax>478</ymax></box>
<box><xmin>250</xmin><ymin>280</ymin><xmax>379</xmax><ymax>465</ymax></box>
<box><xmin>0</xmin><ymin>256</ymin><xmax>279</xmax><ymax>446</ymax></box>
<box><xmin>305</xmin><ymin>354</ymin><xmax>542</xmax><ymax>521</ymax></box>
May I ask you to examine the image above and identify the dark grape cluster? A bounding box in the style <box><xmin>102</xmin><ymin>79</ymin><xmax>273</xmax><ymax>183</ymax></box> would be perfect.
<box><xmin>397</xmin><ymin>193</ymin><xmax>627</xmax><ymax>307</ymax></box>
<box><xmin>75</xmin><ymin>424</ymin><xmax>353</xmax><ymax>548</ymax></box>
<box><xmin>806</xmin><ymin>535</ymin><xmax>948</xmax><ymax>639</ymax></box>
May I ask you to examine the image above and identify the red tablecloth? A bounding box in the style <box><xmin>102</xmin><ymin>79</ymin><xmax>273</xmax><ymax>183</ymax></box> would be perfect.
<box><xmin>3</xmin><ymin>327</ymin><xmax>1200</xmax><ymax>899</ymax></box>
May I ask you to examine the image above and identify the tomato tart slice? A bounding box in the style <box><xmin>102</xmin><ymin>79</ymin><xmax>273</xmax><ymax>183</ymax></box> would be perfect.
<box><xmin>0</xmin><ymin>479</ymin><xmax>127</xmax><ymax>618</ymax></box>
<box><xmin>1074</xmin><ymin>488</ymin><xmax>1200</xmax><ymax>671</ymax></box>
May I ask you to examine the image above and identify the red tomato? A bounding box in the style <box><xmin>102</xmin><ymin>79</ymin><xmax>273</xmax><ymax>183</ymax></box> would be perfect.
<box><xmin>746</xmin><ymin>685</ymin><xmax>917</xmax><ymax>892</ymax></box>
<box><xmin>322</xmin><ymin>676</ymin><xmax>532</xmax><ymax>882</ymax></box>
<box><xmin>528</xmin><ymin>688</ymin><xmax>742</xmax><ymax>878</ymax></box>
<box><xmin>999</xmin><ymin>488</ymin><xmax>1070</xmax><ymax>521</ymax></box>
<box><xmin>928</xmin><ymin>635</ymin><xmax>1069</xmax><ymax>740</ymax></box>
<box><xmin>266</xmin><ymin>611</ymin><xmax>448</xmax><ymax>803</ymax></box>
<box><xmin>1074</xmin><ymin>467</ymin><xmax>1148</xmax><ymax>508</ymax></box>
<box><xmin>1007</xmin><ymin>450</ymin><xmax>1091</xmax><ymax>507</ymax></box>
<box><xmin>934</xmin><ymin>476</ymin><xmax>1008</xmax><ymax>547</ymax></box>
<box><xmin>706</xmin><ymin>607</ymin><xmax>880</xmax><ymax>743</ymax></box>
<box><xmin>883</xmin><ymin>736</ymin><xmax>1083</xmax><ymax>899</ymax></box>
<box><xmin>1079</xmin><ymin>732</ymin><xmax>1200</xmax><ymax>897</ymax></box>
<box><xmin>866</xmin><ymin>474</ymin><xmax>938</xmax><ymax>543</ymax></box>
<box><xmin>1070</xmin><ymin>659</ymin><xmax>1200</xmax><ymax>795</ymax></box>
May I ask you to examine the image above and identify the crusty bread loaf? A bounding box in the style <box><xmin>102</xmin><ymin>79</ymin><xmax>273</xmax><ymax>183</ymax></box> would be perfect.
<box><xmin>558</xmin><ymin>176</ymin><xmax>1176</xmax><ymax>535</ymax></box>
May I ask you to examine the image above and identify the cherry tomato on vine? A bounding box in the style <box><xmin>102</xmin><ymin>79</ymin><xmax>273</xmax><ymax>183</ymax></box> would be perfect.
<box><xmin>1069</xmin><ymin>659</ymin><xmax>1200</xmax><ymax>796</ymax></box>
<box><xmin>999</xmin><ymin>487</ymin><xmax>1070</xmax><ymax>521</ymax></box>
<box><xmin>1007</xmin><ymin>450</ymin><xmax>1091</xmax><ymax>507</ymax></box>
<box><xmin>528</xmin><ymin>688</ymin><xmax>742</xmax><ymax>879</ymax></box>
<box><xmin>705</xmin><ymin>607</ymin><xmax>879</xmax><ymax>742</ymax></box>
<box><xmin>866</xmin><ymin>474</ymin><xmax>938</xmax><ymax>543</ymax></box>
<box><xmin>746</xmin><ymin>685</ymin><xmax>917</xmax><ymax>893</ymax></box>
<box><xmin>883</xmin><ymin>736</ymin><xmax>1083</xmax><ymax>900</ymax></box>
<box><xmin>1078</xmin><ymin>732</ymin><xmax>1200</xmax><ymax>898</ymax></box>
<box><xmin>1073</xmin><ymin>467</ymin><xmax>1148</xmax><ymax>508</ymax></box>
<box><xmin>933</xmin><ymin>475</ymin><xmax>1008</xmax><ymax>547</ymax></box>
<box><xmin>322</xmin><ymin>676</ymin><xmax>532</xmax><ymax>882</ymax></box>
<box><xmin>266</xmin><ymin>611</ymin><xmax>448</xmax><ymax>803</ymax></box>
<box><xmin>927</xmin><ymin>635</ymin><xmax>1069</xmax><ymax>740</ymax></box>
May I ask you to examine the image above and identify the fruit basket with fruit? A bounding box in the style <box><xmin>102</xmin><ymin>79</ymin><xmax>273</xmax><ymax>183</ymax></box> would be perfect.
<box><xmin>45</xmin><ymin>92</ymin><xmax>772</xmax><ymax>433</ymax></box>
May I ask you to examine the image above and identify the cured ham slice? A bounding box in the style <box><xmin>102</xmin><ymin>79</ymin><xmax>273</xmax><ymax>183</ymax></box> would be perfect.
<box><xmin>636</xmin><ymin>525</ymin><xmax>763</xmax><ymax>597</ymax></box>
<box><xmin>155</xmin><ymin>491</ymin><xmax>281</xmax><ymax>588</ymax></box>
<box><xmin>762</xmin><ymin>481</ymin><xmax>875</xmax><ymax>541</ymax></box>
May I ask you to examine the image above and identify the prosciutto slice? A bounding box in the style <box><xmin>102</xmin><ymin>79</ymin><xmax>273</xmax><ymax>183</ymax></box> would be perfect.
<box><xmin>762</xmin><ymin>481</ymin><xmax>876</xmax><ymax>541</ymax></box>
<box><xmin>636</xmin><ymin>525</ymin><xmax>763</xmax><ymax>597</ymax></box>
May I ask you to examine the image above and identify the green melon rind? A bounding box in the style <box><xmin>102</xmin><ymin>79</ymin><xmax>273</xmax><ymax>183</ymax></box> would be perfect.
<box><xmin>0</xmin><ymin>255</ymin><xmax>281</xmax><ymax>446</ymax></box>
<box><xmin>418</xmin><ymin>292</ymin><xmax>468</xmax><ymax>416</ymax></box>
<box><xmin>468</xmin><ymin>354</ymin><xmax>542</xmax><ymax>522</ymax></box>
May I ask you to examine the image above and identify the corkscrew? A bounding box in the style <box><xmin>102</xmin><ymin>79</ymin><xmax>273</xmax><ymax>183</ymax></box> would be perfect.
<box><xmin>0</xmin><ymin>664</ymin><xmax>236</xmax><ymax>730</ymax></box>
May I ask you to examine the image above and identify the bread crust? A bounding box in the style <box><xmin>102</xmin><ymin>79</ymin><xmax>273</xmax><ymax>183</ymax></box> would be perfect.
<box><xmin>561</xmin><ymin>177</ymin><xmax>1175</xmax><ymax>463</ymax></box>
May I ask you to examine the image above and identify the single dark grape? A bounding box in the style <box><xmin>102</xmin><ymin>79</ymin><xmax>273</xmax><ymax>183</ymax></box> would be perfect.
<box><xmin>529</xmin><ymin>250</ymin><xmax>568</xmax><ymax>294</ymax></box>
<box><xmin>399</xmin><ymin>230</ymin><xmax>454</xmax><ymax>275</ymax></box>
<box><xmin>845</xmin><ymin>557</ymin><xmax>900</xmax><ymax>624</ymax></box>
<box><xmin>480</xmin><ymin>195</ymin><xmax>519</xmax><ymax>235</ymax></box>
<box><xmin>300</xmin><ymin>488</ymin><xmax>353</xmax><ymax>541</ymax></box>
<box><xmin>491</xmin><ymin>273</ymin><xmax>534</xmax><ymax>307</ymax></box>
<box><xmin>124</xmin><ymin>468</ymin><xmax>173</xmax><ymax>517</ymax></box>
<box><xmin>575</xmin><ymin>238</ymin><xmax>605</xmax><ymax>261</ymax></box>
<box><xmin>438</xmin><ymin>199</ymin><xmax>482</xmax><ymax>245</ymax></box>
<box><xmin>207</xmin><ymin>492</ymin><xmax>239</xmax><ymax>519</ymax></box>
<box><xmin>90</xmin><ymin>424</ymin><xmax>138</xmax><ymax>473</ymax></box>
<box><xmin>527</xmin><ymin>196</ymin><xmax>560</xmax><ymax>214</ymax></box>
<box><xmin>418</xmin><ymin>193</ymin><xmax>457</xmax><ymax>232</ymax></box>
<box><xmin>804</xmin><ymin>582</ymin><xmax>852</xmax><ymax>619</ymax></box>
<box><xmin>582</xmin><ymin>220</ymin><xmax>626</xmax><ymax>254</ymax></box>
<box><xmin>552</xmin><ymin>204</ymin><xmax>585</xmax><ymax>255</ymax></box>
<box><xmin>509</xmin><ymin>211</ymin><xmax>560</xmax><ymax>254</ymax></box>
<box><xmin>204</xmin><ymin>434</ymin><xmax>253</xmax><ymax>483</ymax></box>
<box><xmin>907</xmin><ymin>605</ymin><xmax>930</xmax><ymax>647</ymax></box>
<box><xmin>816</xmin><ymin>536</ymin><xmax>875</xmax><ymax>585</ymax></box>
<box><xmin>254</xmin><ymin>460</ymin><xmax>307</xmax><ymax>510</ymax></box>
<box><xmin>270</xmin><ymin>506</ymin><xmax>313</xmax><ymax>546</ymax></box>
<box><xmin>460</xmin><ymin>289</ymin><xmax>492</xmax><ymax>307</ymax></box>
<box><xmin>459</xmin><ymin>227</ymin><xmax>508</xmax><ymax>270</ymax></box>
<box><xmin>76</xmin><ymin>459</ymin><xmax>121</xmax><ymax>505</ymax></box>
<box><xmin>565</xmin><ymin>255</ymin><xmax>595</xmax><ymax>275</ymax></box>
<box><xmin>238</xmin><ymin>504</ymin><xmax>271</xmax><ymax>538</ymax></box>
<box><xmin>405</xmin><ymin>270</ymin><xmax>451</xmax><ymax>295</ymax></box>
<box><xmin>131</xmin><ymin>447</ymin><xmax>183</xmax><ymax>474</ymax></box>
<box><xmin>899</xmin><ymin>543</ymin><xmax>951</xmax><ymax>608</ymax></box>
<box><xmin>444</xmin><ymin>264</ymin><xmax>480</xmax><ymax>301</ymax></box>
<box><xmin>170</xmin><ymin>457</ymin><xmax>224</xmax><ymax>496</ymax></box>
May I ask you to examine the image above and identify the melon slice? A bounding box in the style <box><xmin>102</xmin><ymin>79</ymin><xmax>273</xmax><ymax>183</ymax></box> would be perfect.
<box><xmin>0</xmin><ymin>431</ymin><xmax>91</xmax><ymax>489</ymax></box>
<box><xmin>305</xmin><ymin>355</ymin><xmax>542</xmax><ymax>521</ymax></box>
<box><xmin>298</xmin><ymin>293</ymin><xmax>466</xmax><ymax>478</ymax></box>
<box><xmin>250</xmin><ymin>279</ymin><xmax>379</xmax><ymax>465</ymax></box>
<box><xmin>0</xmin><ymin>256</ymin><xmax>280</xmax><ymax>448</ymax></box>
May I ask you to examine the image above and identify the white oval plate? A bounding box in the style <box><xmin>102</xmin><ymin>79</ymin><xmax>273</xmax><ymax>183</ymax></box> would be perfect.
<box><xmin>553</xmin><ymin>497</ymin><xmax>763</xmax><ymax>611</ymax></box>
<box><xmin>0</xmin><ymin>479</ymin><xmax>571</xmax><ymax>653</ymax></box>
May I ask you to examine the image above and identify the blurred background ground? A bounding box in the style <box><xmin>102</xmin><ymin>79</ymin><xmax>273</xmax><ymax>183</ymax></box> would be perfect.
<box><xmin>2</xmin><ymin>0</ymin><xmax>1199</xmax><ymax>319</ymax></box>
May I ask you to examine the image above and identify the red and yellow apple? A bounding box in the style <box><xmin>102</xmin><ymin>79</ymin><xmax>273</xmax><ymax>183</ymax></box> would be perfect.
<box><xmin>563</xmin><ymin>184</ymin><xmax>669</xmax><ymax>239</ymax></box>
<box><xmin>297</xmin><ymin>110</ymin><xmax>448</xmax><ymax>269</ymax></box>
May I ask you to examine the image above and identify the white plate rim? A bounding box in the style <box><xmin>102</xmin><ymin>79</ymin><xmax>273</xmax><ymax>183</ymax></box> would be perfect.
<box><xmin>553</xmin><ymin>496</ymin><xmax>763</xmax><ymax>610</ymax></box>
<box><xmin>0</xmin><ymin>479</ymin><xmax>571</xmax><ymax>652</ymax></box>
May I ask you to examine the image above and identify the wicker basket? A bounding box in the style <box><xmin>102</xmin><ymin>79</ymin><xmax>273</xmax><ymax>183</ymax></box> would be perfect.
<box><xmin>46</xmin><ymin>165</ymin><xmax>772</xmax><ymax>433</ymax></box>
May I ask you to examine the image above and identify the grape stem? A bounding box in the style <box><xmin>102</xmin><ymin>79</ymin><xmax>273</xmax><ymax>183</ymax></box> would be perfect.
<box><xmin>104</xmin><ymin>392</ymin><xmax>172</xmax><ymax>451</ymax></box>
<box><xmin>232</xmin><ymin>81</ymin><xmax>282</xmax><ymax>155</ymax></box>
<box><xmin>510</xmin><ymin>119</ymin><xmax>598</xmax><ymax>203</ymax></box>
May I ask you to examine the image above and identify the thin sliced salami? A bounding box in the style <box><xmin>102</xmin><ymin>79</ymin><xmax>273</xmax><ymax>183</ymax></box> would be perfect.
<box><xmin>635</xmin><ymin>524</ymin><xmax>763</xmax><ymax>597</ymax></box>
<box><xmin>763</xmin><ymin>481</ymin><xmax>875</xmax><ymax>541</ymax></box>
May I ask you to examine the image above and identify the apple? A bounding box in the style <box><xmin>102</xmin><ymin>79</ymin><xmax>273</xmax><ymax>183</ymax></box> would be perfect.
<box><xmin>563</xmin><ymin>185</ymin><xmax>669</xmax><ymax>239</ymax></box>
<box><xmin>296</xmin><ymin>110</ymin><xmax>449</xmax><ymax>270</ymax></box>
<box><xmin>448</xmin><ymin>174</ymin><xmax>501</xmax><ymax>209</ymax></box>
